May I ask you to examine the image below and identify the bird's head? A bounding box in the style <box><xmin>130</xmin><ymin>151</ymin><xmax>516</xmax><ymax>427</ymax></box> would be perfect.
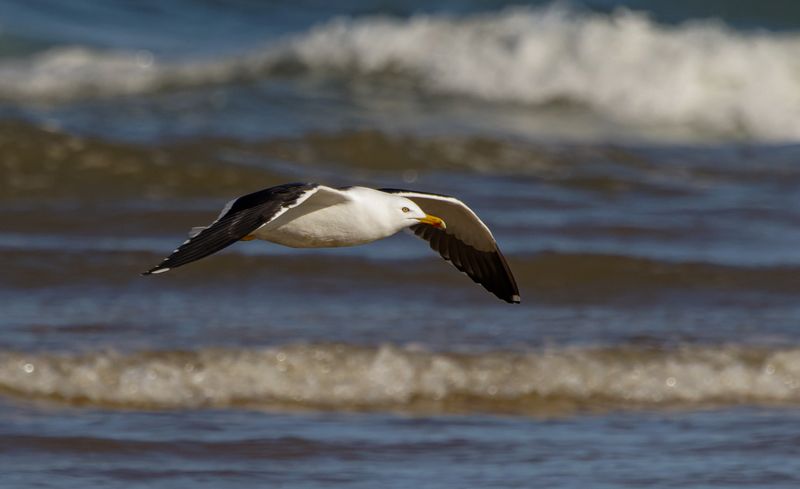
<box><xmin>396</xmin><ymin>198</ymin><xmax>446</xmax><ymax>230</ymax></box>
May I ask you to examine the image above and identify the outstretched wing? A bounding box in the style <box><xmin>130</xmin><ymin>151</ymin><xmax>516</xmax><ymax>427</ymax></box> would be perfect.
<box><xmin>379</xmin><ymin>188</ymin><xmax>520</xmax><ymax>304</ymax></box>
<box><xmin>143</xmin><ymin>182</ymin><xmax>327</xmax><ymax>275</ymax></box>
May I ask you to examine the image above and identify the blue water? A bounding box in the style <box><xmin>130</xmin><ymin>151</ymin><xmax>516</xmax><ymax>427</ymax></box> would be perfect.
<box><xmin>3</xmin><ymin>0</ymin><xmax>800</xmax><ymax>142</ymax></box>
<box><xmin>3</xmin><ymin>401</ymin><xmax>800</xmax><ymax>488</ymax></box>
<box><xmin>2</xmin><ymin>1</ymin><xmax>800</xmax><ymax>488</ymax></box>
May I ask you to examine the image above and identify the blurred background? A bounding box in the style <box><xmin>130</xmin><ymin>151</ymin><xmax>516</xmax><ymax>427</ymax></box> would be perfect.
<box><xmin>2</xmin><ymin>1</ymin><xmax>800</xmax><ymax>487</ymax></box>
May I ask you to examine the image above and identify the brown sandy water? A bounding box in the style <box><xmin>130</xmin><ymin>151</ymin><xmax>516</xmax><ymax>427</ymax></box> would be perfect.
<box><xmin>1</xmin><ymin>120</ymin><xmax>799</xmax><ymax>487</ymax></box>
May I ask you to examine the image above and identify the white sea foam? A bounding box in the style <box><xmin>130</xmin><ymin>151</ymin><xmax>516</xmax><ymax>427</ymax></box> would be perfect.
<box><xmin>278</xmin><ymin>7</ymin><xmax>800</xmax><ymax>141</ymax></box>
<box><xmin>3</xmin><ymin>6</ymin><xmax>800</xmax><ymax>141</ymax></box>
<box><xmin>0</xmin><ymin>47</ymin><xmax>163</xmax><ymax>99</ymax></box>
<box><xmin>2</xmin><ymin>344</ymin><xmax>800</xmax><ymax>413</ymax></box>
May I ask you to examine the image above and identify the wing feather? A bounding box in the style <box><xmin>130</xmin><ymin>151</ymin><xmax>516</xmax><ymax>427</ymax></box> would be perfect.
<box><xmin>143</xmin><ymin>182</ymin><xmax>321</xmax><ymax>275</ymax></box>
<box><xmin>386</xmin><ymin>188</ymin><xmax>520</xmax><ymax>304</ymax></box>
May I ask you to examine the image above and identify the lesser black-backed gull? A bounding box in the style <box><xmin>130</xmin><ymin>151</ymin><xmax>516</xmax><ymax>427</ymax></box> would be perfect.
<box><xmin>143</xmin><ymin>183</ymin><xmax>519</xmax><ymax>303</ymax></box>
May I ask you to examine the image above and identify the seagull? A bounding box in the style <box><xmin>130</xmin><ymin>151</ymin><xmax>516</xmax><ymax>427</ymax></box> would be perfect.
<box><xmin>143</xmin><ymin>183</ymin><xmax>520</xmax><ymax>303</ymax></box>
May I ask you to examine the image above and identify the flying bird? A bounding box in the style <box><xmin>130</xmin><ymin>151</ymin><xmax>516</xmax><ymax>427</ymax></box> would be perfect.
<box><xmin>143</xmin><ymin>183</ymin><xmax>519</xmax><ymax>303</ymax></box>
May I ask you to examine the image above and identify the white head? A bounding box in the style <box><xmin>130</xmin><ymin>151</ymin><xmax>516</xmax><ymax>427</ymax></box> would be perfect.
<box><xmin>346</xmin><ymin>187</ymin><xmax>446</xmax><ymax>239</ymax></box>
<box><xmin>371</xmin><ymin>192</ymin><xmax>447</xmax><ymax>235</ymax></box>
<box><xmin>396</xmin><ymin>197</ymin><xmax>446</xmax><ymax>228</ymax></box>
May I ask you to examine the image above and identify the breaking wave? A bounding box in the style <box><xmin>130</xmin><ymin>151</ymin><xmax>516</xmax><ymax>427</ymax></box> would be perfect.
<box><xmin>3</xmin><ymin>6</ymin><xmax>800</xmax><ymax>140</ymax></box>
<box><xmin>2</xmin><ymin>344</ymin><xmax>800</xmax><ymax>414</ymax></box>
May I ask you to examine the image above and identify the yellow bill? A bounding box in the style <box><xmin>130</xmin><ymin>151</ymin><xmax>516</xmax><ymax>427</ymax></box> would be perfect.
<box><xmin>417</xmin><ymin>214</ymin><xmax>446</xmax><ymax>230</ymax></box>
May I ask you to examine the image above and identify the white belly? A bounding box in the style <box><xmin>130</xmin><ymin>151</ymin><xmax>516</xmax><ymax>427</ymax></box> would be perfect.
<box><xmin>253</xmin><ymin>203</ymin><xmax>392</xmax><ymax>248</ymax></box>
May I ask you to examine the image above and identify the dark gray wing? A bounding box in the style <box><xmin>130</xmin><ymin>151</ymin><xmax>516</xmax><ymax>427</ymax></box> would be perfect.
<box><xmin>380</xmin><ymin>188</ymin><xmax>520</xmax><ymax>304</ymax></box>
<box><xmin>143</xmin><ymin>182</ymin><xmax>319</xmax><ymax>275</ymax></box>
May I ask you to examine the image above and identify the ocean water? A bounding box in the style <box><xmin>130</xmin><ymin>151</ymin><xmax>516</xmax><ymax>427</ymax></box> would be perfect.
<box><xmin>2</xmin><ymin>1</ymin><xmax>800</xmax><ymax>487</ymax></box>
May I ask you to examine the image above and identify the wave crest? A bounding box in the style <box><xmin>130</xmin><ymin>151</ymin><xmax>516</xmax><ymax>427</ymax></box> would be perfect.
<box><xmin>280</xmin><ymin>7</ymin><xmax>800</xmax><ymax>141</ymax></box>
<box><xmin>3</xmin><ymin>7</ymin><xmax>800</xmax><ymax>141</ymax></box>
<box><xmin>3</xmin><ymin>344</ymin><xmax>800</xmax><ymax>414</ymax></box>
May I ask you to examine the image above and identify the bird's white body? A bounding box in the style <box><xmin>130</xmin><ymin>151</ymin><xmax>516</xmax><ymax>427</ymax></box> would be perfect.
<box><xmin>257</xmin><ymin>187</ymin><xmax>413</xmax><ymax>248</ymax></box>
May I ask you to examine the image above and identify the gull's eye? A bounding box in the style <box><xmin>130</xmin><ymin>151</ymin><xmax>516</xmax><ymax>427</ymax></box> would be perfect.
<box><xmin>401</xmin><ymin>207</ymin><xmax>411</xmax><ymax>213</ymax></box>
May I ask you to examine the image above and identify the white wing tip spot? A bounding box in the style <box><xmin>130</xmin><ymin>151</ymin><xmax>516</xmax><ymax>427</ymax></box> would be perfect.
<box><xmin>188</xmin><ymin>226</ymin><xmax>207</xmax><ymax>238</ymax></box>
<box><xmin>150</xmin><ymin>268</ymin><xmax>170</xmax><ymax>275</ymax></box>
